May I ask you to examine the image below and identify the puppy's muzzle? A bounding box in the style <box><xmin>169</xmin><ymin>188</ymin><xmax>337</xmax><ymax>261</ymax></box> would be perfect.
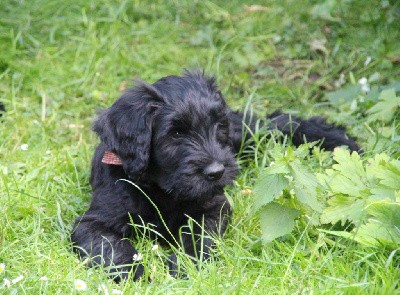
<box><xmin>204</xmin><ymin>162</ymin><xmax>225</xmax><ymax>181</ymax></box>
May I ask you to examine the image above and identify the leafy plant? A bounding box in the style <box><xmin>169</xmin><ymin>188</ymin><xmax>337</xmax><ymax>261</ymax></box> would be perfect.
<box><xmin>325</xmin><ymin>80</ymin><xmax>400</xmax><ymax>122</ymax></box>
<box><xmin>318</xmin><ymin>149</ymin><xmax>400</xmax><ymax>248</ymax></box>
<box><xmin>253</xmin><ymin>147</ymin><xmax>400</xmax><ymax>249</ymax></box>
<box><xmin>253</xmin><ymin>143</ymin><xmax>323</xmax><ymax>243</ymax></box>
<box><xmin>366</xmin><ymin>88</ymin><xmax>400</xmax><ymax>122</ymax></box>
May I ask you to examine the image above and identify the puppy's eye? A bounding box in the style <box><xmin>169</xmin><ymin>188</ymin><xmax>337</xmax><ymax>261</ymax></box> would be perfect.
<box><xmin>217</xmin><ymin>119</ymin><xmax>229</xmax><ymax>129</ymax></box>
<box><xmin>171</xmin><ymin>119</ymin><xmax>189</xmax><ymax>137</ymax></box>
<box><xmin>218</xmin><ymin>122</ymin><xmax>228</xmax><ymax>129</ymax></box>
<box><xmin>216</xmin><ymin>119</ymin><xmax>229</xmax><ymax>144</ymax></box>
<box><xmin>171</xmin><ymin>128</ymin><xmax>184</xmax><ymax>137</ymax></box>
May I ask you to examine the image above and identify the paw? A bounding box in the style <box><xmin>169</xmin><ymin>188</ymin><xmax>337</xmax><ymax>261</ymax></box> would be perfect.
<box><xmin>168</xmin><ymin>254</ymin><xmax>188</xmax><ymax>279</ymax></box>
<box><xmin>109</xmin><ymin>263</ymin><xmax>144</xmax><ymax>283</ymax></box>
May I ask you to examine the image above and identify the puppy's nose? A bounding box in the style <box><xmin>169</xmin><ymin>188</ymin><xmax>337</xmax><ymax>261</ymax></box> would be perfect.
<box><xmin>204</xmin><ymin>162</ymin><xmax>225</xmax><ymax>181</ymax></box>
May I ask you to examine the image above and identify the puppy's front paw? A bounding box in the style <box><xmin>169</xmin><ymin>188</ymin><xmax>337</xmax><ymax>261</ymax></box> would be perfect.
<box><xmin>110</xmin><ymin>262</ymin><xmax>145</xmax><ymax>283</ymax></box>
<box><xmin>168</xmin><ymin>254</ymin><xmax>189</xmax><ymax>279</ymax></box>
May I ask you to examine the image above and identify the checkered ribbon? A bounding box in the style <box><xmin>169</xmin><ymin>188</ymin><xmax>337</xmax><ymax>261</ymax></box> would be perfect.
<box><xmin>102</xmin><ymin>151</ymin><xmax>123</xmax><ymax>165</ymax></box>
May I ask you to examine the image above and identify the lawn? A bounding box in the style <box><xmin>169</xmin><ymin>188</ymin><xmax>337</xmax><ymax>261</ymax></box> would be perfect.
<box><xmin>0</xmin><ymin>0</ymin><xmax>399</xmax><ymax>294</ymax></box>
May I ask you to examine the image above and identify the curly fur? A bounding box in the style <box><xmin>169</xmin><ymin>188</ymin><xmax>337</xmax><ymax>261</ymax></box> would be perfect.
<box><xmin>71</xmin><ymin>71</ymin><xmax>360</xmax><ymax>281</ymax></box>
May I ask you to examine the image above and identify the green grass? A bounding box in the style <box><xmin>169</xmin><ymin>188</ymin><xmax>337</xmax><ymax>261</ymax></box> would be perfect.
<box><xmin>1</xmin><ymin>0</ymin><xmax>399</xmax><ymax>294</ymax></box>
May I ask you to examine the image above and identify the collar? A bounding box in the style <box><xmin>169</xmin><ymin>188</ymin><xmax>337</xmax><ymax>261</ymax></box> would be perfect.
<box><xmin>102</xmin><ymin>151</ymin><xmax>123</xmax><ymax>165</ymax></box>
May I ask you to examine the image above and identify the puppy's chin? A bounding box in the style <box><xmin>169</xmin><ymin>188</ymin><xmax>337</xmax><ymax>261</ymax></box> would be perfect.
<box><xmin>168</xmin><ymin>182</ymin><xmax>228</xmax><ymax>202</ymax></box>
<box><xmin>155</xmin><ymin>171</ymin><xmax>237</xmax><ymax>202</ymax></box>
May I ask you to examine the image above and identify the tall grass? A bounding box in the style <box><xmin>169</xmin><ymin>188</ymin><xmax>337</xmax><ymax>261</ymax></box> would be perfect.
<box><xmin>0</xmin><ymin>0</ymin><xmax>399</xmax><ymax>293</ymax></box>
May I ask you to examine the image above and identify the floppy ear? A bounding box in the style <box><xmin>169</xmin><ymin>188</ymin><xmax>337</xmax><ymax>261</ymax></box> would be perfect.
<box><xmin>93</xmin><ymin>82</ymin><xmax>163</xmax><ymax>180</ymax></box>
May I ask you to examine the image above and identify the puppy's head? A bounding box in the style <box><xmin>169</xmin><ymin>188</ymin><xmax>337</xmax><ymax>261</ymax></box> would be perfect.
<box><xmin>94</xmin><ymin>71</ymin><xmax>238</xmax><ymax>201</ymax></box>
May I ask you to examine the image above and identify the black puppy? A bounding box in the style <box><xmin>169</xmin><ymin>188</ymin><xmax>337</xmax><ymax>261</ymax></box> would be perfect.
<box><xmin>71</xmin><ymin>71</ymin><xmax>359</xmax><ymax>281</ymax></box>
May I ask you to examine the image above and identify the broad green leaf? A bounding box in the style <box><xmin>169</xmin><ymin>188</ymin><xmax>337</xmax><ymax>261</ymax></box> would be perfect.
<box><xmin>366</xmin><ymin>88</ymin><xmax>400</xmax><ymax>122</ymax></box>
<box><xmin>364</xmin><ymin>86</ymin><xmax>381</xmax><ymax>102</ymax></box>
<box><xmin>383</xmin><ymin>81</ymin><xmax>400</xmax><ymax>92</ymax></box>
<box><xmin>318</xmin><ymin>229</ymin><xmax>356</xmax><ymax>239</ymax></box>
<box><xmin>321</xmin><ymin>195</ymin><xmax>366</xmax><ymax>225</ymax></box>
<box><xmin>324</xmin><ymin>149</ymin><xmax>369</xmax><ymax>196</ymax></box>
<box><xmin>290</xmin><ymin>161</ymin><xmax>322</xmax><ymax>212</ymax></box>
<box><xmin>319</xmin><ymin>150</ymin><xmax>400</xmax><ymax>249</ymax></box>
<box><xmin>253</xmin><ymin>173</ymin><xmax>288</xmax><ymax>211</ymax></box>
<box><xmin>332</xmin><ymin>149</ymin><xmax>367</xmax><ymax>184</ymax></box>
<box><xmin>259</xmin><ymin>203</ymin><xmax>299</xmax><ymax>243</ymax></box>
<box><xmin>294</xmin><ymin>142</ymin><xmax>318</xmax><ymax>159</ymax></box>
<box><xmin>325</xmin><ymin>84</ymin><xmax>362</xmax><ymax>105</ymax></box>
<box><xmin>354</xmin><ymin>202</ymin><xmax>400</xmax><ymax>248</ymax></box>
<box><xmin>322</xmin><ymin>224</ymin><xmax>400</xmax><ymax>248</ymax></box>
<box><xmin>324</xmin><ymin>170</ymin><xmax>368</xmax><ymax>197</ymax></box>
<box><xmin>366</xmin><ymin>202</ymin><xmax>400</xmax><ymax>227</ymax></box>
<box><xmin>356</xmin><ymin>220</ymin><xmax>400</xmax><ymax>248</ymax></box>
<box><xmin>267</xmin><ymin>159</ymin><xmax>291</xmax><ymax>174</ymax></box>
<box><xmin>367</xmin><ymin>155</ymin><xmax>400</xmax><ymax>192</ymax></box>
<box><xmin>370</xmin><ymin>187</ymin><xmax>396</xmax><ymax>201</ymax></box>
<box><xmin>365</xmin><ymin>153</ymin><xmax>391</xmax><ymax>183</ymax></box>
<box><xmin>376</xmin><ymin>161</ymin><xmax>400</xmax><ymax>190</ymax></box>
<box><xmin>285</xmin><ymin>146</ymin><xmax>296</xmax><ymax>162</ymax></box>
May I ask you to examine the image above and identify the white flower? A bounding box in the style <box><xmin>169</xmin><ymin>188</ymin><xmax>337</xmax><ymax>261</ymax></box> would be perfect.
<box><xmin>269</xmin><ymin>161</ymin><xmax>275</xmax><ymax>167</ymax></box>
<box><xmin>334</xmin><ymin>73</ymin><xmax>346</xmax><ymax>88</ymax></box>
<box><xmin>361</xmin><ymin>84</ymin><xmax>370</xmax><ymax>93</ymax></box>
<box><xmin>0</xmin><ymin>263</ymin><xmax>5</xmax><ymax>273</ymax></box>
<box><xmin>20</xmin><ymin>144</ymin><xmax>29</xmax><ymax>151</ymax></box>
<box><xmin>151</xmin><ymin>244</ymin><xmax>159</xmax><ymax>251</ymax></box>
<box><xmin>74</xmin><ymin>279</ymin><xmax>87</xmax><ymax>291</ymax></box>
<box><xmin>358</xmin><ymin>77</ymin><xmax>368</xmax><ymax>85</ymax></box>
<box><xmin>132</xmin><ymin>253</ymin><xmax>143</xmax><ymax>261</ymax></box>
<box><xmin>3</xmin><ymin>278</ymin><xmax>11</xmax><ymax>288</ymax></box>
<box><xmin>11</xmin><ymin>275</ymin><xmax>23</xmax><ymax>284</ymax></box>
<box><xmin>39</xmin><ymin>276</ymin><xmax>49</xmax><ymax>281</ymax></box>
<box><xmin>111</xmin><ymin>289</ymin><xmax>123</xmax><ymax>295</ymax></box>
<box><xmin>358</xmin><ymin>77</ymin><xmax>370</xmax><ymax>93</ymax></box>
<box><xmin>284</xmin><ymin>175</ymin><xmax>294</xmax><ymax>182</ymax></box>
<box><xmin>98</xmin><ymin>284</ymin><xmax>109</xmax><ymax>295</ymax></box>
<box><xmin>364</xmin><ymin>56</ymin><xmax>372</xmax><ymax>66</ymax></box>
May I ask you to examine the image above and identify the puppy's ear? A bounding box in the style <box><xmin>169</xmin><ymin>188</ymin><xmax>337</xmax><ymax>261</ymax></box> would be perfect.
<box><xmin>94</xmin><ymin>82</ymin><xmax>162</xmax><ymax>179</ymax></box>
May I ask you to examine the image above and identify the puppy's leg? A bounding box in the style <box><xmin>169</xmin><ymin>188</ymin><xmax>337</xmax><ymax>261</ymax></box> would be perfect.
<box><xmin>267</xmin><ymin>111</ymin><xmax>361</xmax><ymax>152</ymax></box>
<box><xmin>71</xmin><ymin>214</ymin><xmax>144</xmax><ymax>282</ymax></box>
<box><xmin>229</xmin><ymin>110</ymin><xmax>360</xmax><ymax>152</ymax></box>
<box><xmin>168</xmin><ymin>195</ymin><xmax>231</xmax><ymax>277</ymax></box>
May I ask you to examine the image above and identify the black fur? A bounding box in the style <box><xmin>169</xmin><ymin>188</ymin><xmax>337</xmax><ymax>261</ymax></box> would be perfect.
<box><xmin>71</xmin><ymin>71</ymin><xmax>360</xmax><ymax>281</ymax></box>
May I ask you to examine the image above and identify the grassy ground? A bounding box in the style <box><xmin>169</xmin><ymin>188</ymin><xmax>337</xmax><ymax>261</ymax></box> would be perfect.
<box><xmin>0</xmin><ymin>0</ymin><xmax>399</xmax><ymax>294</ymax></box>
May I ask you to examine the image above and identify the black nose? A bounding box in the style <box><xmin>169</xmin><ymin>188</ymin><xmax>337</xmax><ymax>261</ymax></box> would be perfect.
<box><xmin>204</xmin><ymin>162</ymin><xmax>225</xmax><ymax>181</ymax></box>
